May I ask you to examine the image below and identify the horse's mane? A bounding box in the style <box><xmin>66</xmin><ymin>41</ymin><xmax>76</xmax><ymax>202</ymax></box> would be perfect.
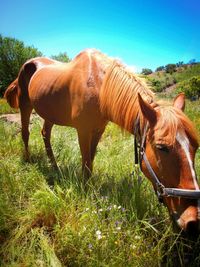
<box><xmin>100</xmin><ymin>61</ymin><xmax>154</xmax><ymax>132</ymax></box>
<box><xmin>157</xmin><ymin>105</ymin><xmax>199</xmax><ymax>147</ymax></box>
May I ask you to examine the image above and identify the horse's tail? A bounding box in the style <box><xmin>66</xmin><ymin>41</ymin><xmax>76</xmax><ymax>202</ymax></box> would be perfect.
<box><xmin>4</xmin><ymin>78</ymin><xmax>19</xmax><ymax>109</ymax></box>
<box><xmin>18</xmin><ymin>60</ymin><xmax>38</xmax><ymax>96</ymax></box>
<box><xmin>3</xmin><ymin>61</ymin><xmax>36</xmax><ymax>109</ymax></box>
<box><xmin>4</xmin><ymin>58</ymin><xmax>53</xmax><ymax>109</ymax></box>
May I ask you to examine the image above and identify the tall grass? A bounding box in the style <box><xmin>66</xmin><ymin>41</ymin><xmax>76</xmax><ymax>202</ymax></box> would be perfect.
<box><xmin>0</xmin><ymin>100</ymin><xmax>200</xmax><ymax>266</ymax></box>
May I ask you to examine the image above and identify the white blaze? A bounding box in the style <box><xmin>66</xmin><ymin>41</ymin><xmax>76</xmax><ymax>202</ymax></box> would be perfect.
<box><xmin>176</xmin><ymin>132</ymin><xmax>200</xmax><ymax>220</ymax></box>
<box><xmin>176</xmin><ymin>132</ymin><xmax>199</xmax><ymax>189</ymax></box>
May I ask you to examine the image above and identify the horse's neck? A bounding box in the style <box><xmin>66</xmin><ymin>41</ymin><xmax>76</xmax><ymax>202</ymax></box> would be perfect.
<box><xmin>100</xmin><ymin>63</ymin><xmax>153</xmax><ymax>133</ymax></box>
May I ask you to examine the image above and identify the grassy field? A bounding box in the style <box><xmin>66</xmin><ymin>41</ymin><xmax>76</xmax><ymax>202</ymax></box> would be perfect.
<box><xmin>0</xmin><ymin>98</ymin><xmax>200</xmax><ymax>266</ymax></box>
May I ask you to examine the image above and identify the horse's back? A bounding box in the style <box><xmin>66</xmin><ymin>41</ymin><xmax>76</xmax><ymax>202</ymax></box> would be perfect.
<box><xmin>28</xmin><ymin>50</ymin><xmax>110</xmax><ymax>128</ymax></box>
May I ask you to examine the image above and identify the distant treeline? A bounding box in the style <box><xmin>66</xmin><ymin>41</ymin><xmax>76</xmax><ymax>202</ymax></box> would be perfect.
<box><xmin>141</xmin><ymin>59</ymin><xmax>199</xmax><ymax>76</ymax></box>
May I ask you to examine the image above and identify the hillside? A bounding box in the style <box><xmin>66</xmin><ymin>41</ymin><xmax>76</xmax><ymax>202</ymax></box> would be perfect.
<box><xmin>145</xmin><ymin>63</ymin><xmax>200</xmax><ymax>98</ymax></box>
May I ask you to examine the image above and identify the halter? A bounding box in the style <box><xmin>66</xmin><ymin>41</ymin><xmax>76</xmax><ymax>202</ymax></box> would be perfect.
<box><xmin>134</xmin><ymin>119</ymin><xmax>200</xmax><ymax>202</ymax></box>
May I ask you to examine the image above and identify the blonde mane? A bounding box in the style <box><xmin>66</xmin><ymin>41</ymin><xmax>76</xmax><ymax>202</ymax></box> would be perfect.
<box><xmin>100</xmin><ymin>61</ymin><xmax>154</xmax><ymax>132</ymax></box>
<box><xmin>156</xmin><ymin>105</ymin><xmax>199</xmax><ymax>147</ymax></box>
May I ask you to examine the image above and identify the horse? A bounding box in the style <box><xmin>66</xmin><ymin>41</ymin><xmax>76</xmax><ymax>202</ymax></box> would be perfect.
<box><xmin>4</xmin><ymin>48</ymin><xmax>200</xmax><ymax>235</ymax></box>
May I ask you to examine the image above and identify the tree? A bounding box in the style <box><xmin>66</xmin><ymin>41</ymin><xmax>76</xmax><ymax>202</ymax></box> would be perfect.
<box><xmin>176</xmin><ymin>61</ymin><xmax>184</xmax><ymax>67</ymax></box>
<box><xmin>155</xmin><ymin>66</ymin><xmax>165</xmax><ymax>72</ymax></box>
<box><xmin>51</xmin><ymin>52</ymin><xmax>70</xmax><ymax>63</ymax></box>
<box><xmin>141</xmin><ymin>68</ymin><xmax>153</xmax><ymax>75</ymax></box>
<box><xmin>165</xmin><ymin>64</ymin><xmax>176</xmax><ymax>74</ymax></box>
<box><xmin>0</xmin><ymin>35</ymin><xmax>42</xmax><ymax>96</ymax></box>
<box><xmin>188</xmin><ymin>59</ymin><xmax>197</xmax><ymax>65</ymax></box>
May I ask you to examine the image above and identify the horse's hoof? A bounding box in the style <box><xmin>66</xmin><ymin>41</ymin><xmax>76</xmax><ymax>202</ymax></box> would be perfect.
<box><xmin>23</xmin><ymin>152</ymin><xmax>30</xmax><ymax>162</ymax></box>
<box><xmin>52</xmin><ymin>163</ymin><xmax>59</xmax><ymax>171</ymax></box>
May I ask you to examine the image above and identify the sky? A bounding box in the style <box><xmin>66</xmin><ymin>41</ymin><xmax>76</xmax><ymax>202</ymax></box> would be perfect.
<box><xmin>0</xmin><ymin>0</ymin><xmax>200</xmax><ymax>72</ymax></box>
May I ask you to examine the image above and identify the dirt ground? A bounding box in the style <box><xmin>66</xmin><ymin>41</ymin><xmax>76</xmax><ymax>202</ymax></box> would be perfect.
<box><xmin>0</xmin><ymin>113</ymin><xmax>38</xmax><ymax>125</ymax></box>
<box><xmin>0</xmin><ymin>113</ymin><xmax>21</xmax><ymax>124</ymax></box>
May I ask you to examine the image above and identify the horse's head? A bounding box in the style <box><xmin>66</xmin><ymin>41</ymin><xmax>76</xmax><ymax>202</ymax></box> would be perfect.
<box><xmin>138</xmin><ymin>93</ymin><xmax>200</xmax><ymax>236</ymax></box>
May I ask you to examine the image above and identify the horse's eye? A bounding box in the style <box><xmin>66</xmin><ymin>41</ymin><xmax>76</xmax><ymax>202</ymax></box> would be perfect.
<box><xmin>156</xmin><ymin>144</ymin><xmax>169</xmax><ymax>153</ymax></box>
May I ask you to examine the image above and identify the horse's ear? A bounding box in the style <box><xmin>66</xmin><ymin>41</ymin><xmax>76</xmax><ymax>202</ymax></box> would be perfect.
<box><xmin>173</xmin><ymin>93</ymin><xmax>185</xmax><ymax>111</ymax></box>
<box><xmin>138</xmin><ymin>93</ymin><xmax>157</xmax><ymax>125</ymax></box>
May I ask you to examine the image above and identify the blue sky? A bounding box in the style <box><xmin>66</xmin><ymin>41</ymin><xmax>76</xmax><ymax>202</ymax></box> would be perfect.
<box><xmin>1</xmin><ymin>0</ymin><xmax>200</xmax><ymax>71</ymax></box>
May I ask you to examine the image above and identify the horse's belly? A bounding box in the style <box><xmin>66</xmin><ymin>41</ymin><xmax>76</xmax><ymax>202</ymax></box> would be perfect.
<box><xmin>35</xmin><ymin>107</ymin><xmax>71</xmax><ymax>126</ymax></box>
<box><xmin>30</xmin><ymin>89</ymin><xmax>72</xmax><ymax>126</ymax></box>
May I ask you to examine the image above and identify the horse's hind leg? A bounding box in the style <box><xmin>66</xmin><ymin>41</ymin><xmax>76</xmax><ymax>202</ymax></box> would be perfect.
<box><xmin>20</xmin><ymin>105</ymin><xmax>33</xmax><ymax>161</ymax></box>
<box><xmin>41</xmin><ymin>120</ymin><xmax>58</xmax><ymax>169</ymax></box>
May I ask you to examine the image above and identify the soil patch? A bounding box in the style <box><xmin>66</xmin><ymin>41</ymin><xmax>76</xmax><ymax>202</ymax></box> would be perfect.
<box><xmin>0</xmin><ymin>113</ymin><xmax>37</xmax><ymax>125</ymax></box>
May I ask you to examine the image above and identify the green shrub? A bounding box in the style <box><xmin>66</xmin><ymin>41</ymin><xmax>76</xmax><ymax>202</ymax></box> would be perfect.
<box><xmin>176</xmin><ymin>76</ymin><xmax>200</xmax><ymax>99</ymax></box>
<box><xmin>147</xmin><ymin>74</ymin><xmax>176</xmax><ymax>93</ymax></box>
<box><xmin>141</xmin><ymin>68</ymin><xmax>153</xmax><ymax>75</ymax></box>
<box><xmin>165</xmin><ymin>64</ymin><xmax>176</xmax><ymax>74</ymax></box>
<box><xmin>149</xmin><ymin>78</ymin><xmax>163</xmax><ymax>92</ymax></box>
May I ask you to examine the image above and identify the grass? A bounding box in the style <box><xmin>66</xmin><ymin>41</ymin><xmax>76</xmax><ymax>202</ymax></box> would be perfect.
<box><xmin>0</xmin><ymin>99</ymin><xmax>200</xmax><ymax>266</ymax></box>
<box><xmin>0</xmin><ymin>98</ymin><xmax>18</xmax><ymax>114</ymax></box>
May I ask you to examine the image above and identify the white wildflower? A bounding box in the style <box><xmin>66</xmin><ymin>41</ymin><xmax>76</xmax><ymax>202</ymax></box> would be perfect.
<box><xmin>92</xmin><ymin>210</ymin><xmax>97</xmax><ymax>214</ymax></box>
<box><xmin>130</xmin><ymin>244</ymin><xmax>137</xmax><ymax>250</ymax></box>
<box><xmin>96</xmin><ymin>230</ymin><xmax>102</xmax><ymax>240</ymax></box>
<box><xmin>134</xmin><ymin>235</ymin><xmax>141</xmax><ymax>240</ymax></box>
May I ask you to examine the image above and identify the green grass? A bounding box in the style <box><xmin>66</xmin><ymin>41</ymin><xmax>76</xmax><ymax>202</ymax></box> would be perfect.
<box><xmin>0</xmin><ymin>100</ymin><xmax>200</xmax><ymax>266</ymax></box>
<box><xmin>0</xmin><ymin>98</ymin><xmax>18</xmax><ymax>114</ymax></box>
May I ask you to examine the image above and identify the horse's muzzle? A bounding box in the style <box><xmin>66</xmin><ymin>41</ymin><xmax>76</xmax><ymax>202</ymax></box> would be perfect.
<box><xmin>172</xmin><ymin>211</ymin><xmax>200</xmax><ymax>238</ymax></box>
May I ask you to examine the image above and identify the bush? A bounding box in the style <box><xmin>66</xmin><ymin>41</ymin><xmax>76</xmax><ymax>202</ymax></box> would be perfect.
<box><xmin>176</xmin><ymin>76</ymin><xmax>200</xmax><ymax>100</ymax></box>
<box><xmin>147</xmin><ymin>74</ymin><xmax>176</xmax><ymax>93</ymax></box>
<box><xmin>141</xmin><ymin>68</ymin><xmax>153</xmax><ymax>75</ymax></box>
<box><xmin>155</xmin><ymin>66</ymin><xmax>165</xmax><ymax>72</ymax></box>
<box><xmin>148</xmin><ymin>78</ymin><xmax>163</xmax><ymax>92</ymax></box>
<box><xmin>165</xmin><ymin>64</ymin><xmax>176</xmax><ymax>74</ymax></box>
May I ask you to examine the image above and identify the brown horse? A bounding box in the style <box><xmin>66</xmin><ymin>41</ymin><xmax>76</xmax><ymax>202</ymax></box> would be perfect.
<box><xmin>4</xmin><ymin>49</ymin><xmax>200</xmax><ymax>234</ymax></box>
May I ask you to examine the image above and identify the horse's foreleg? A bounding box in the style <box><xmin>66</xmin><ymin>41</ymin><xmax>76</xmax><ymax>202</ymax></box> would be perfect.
<box><xmin>20</xmin><ymin>105</ymin><xmax>33</xmax><ymax>161</ymax></box>
<box><xmin>41</xmin><ymin>120</ymin><xmax>58</xmax><ymax>169</ymax></box>
<box><xmin>90</xmin><ymin>127</ymin><xmax>105</xmax><ymax>162</ymax></box>
<box><xmin>77</xmin><ymin>131</ymin><xmax>92</xmax><ymax>180</ymax></box>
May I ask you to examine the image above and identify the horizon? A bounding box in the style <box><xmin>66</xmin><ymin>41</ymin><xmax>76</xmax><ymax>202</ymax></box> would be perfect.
<box><xmin>1</xmin><ymin>0</ymin><xmax>200</xmax><ymax>72</ymax></box>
